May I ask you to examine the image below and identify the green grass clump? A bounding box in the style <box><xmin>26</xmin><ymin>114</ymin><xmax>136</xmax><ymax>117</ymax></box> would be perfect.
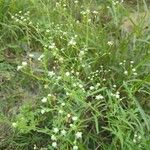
<box><xmin>0</xmin><ymin>0</ymin><xmax>150</xmax><ymax>149</ymax></box>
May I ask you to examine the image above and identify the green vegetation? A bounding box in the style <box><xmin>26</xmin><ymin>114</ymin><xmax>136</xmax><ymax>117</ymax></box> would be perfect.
<box><xmin>0</xmin><ymin>0</ymin><xmax>150</xmax><ymax>149</ymax></box>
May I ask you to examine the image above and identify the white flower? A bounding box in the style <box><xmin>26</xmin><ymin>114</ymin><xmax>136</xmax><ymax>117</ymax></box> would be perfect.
<box><xmin>119</xmin><ymin>62</ymin><xmax>123</xmax><ymax>65</ymax></box>
<box><xmin>41</xmin><ymin>109</ymin><xmax>46</xmax><ymax>114</ymax></box>
<box><xmin>113</xmin><ymin>85</ymin><xmax>117</xmax><ymax>88</ymax></box>
<box><xmin>79</xmin><ymin>51</ymin><xmax>85</xmax><ymax>56</ymax></box>
<box><xmin>44</xmin><ymin>84</ymin><xmax>48</xmax><ymax>89</ymax></box>
<box><xmin>49</xmin><ymin>43</ymin><xmax>56</xmax><ymax>49</ymax></box>
<box><xmin>38</xmin><ymin>54</ymin><xmax>44</xmax><ymax>61</ymax></box>
<box><xmin>51</xmin><ymin>135</ymin><xmax>57</xmax><ymax>141</ymax></box>
<box><xmin>69</xmin><ymin>123</ymin><xmax>73</xmax><ymax>127</ymax></box>
<box><xmin>78</xmin><ymin>84</ymin><xmax>83</xmax><ymax>88</ymax></box>
<box><xmin>22</xmin><ymin>61</ymin><xmax>27</xmax><ymax>66</ymax></box>
<box><xmin>53</xmin><ymin>128</ymin><xmax>59</xmax><ymax>133</ymax></box>
<box><xmin>74</xmin><ymin>0</ymin><xmax>78</xmax><ymax>4</ymax></box>
<box><xmin>61</xmin><ymin>129</ymin><xmax>67</xmax><ymax>136</ymax></box>
<box><xmin>58</xmin><ymin>110</ymin><xmax>63</xmax><ymax>114</ymax></box>
<box><xmin>115</xmin><ymin>94</ymin><xmax>120</xmax><ymax>99</ymax></box>
<box><xmin>33</xmin><ymin>144</ymin><xmax>37</xmax><ymax>150</ymax></box>
<box><xmin>138</xmin><ymin>135</ymin><xmax>141</xmax><ymax>140</ymax></box>
<box><xmin>17</xmin><ymin>65</ymin><xmax>23</xmax><ymax>71</ymax></box>
<box><xmin>107</xmin><ymin>41</ymin><xmax>114</xmax><ymax>46</ymax></box>
<box><xmin>103</xmin><ymin>78</ymin><xmax>106</xmax><ymax>81</ymax></box>
<box><xmin>65</xmin><ymin>72</ymin><xmax>70</xmax><ymax>76</ymax></box>
<box><xmin>75</xmin><ymin>132</ymin><xmax>82</xmax><ymax>139</ymax></box>
<box><xmin>48</xmin><ymin>94</ymin><xmax>52</xmax><ymax>97</ymax></box>
<box><xmin>41</xmin><ymin>97</ymin><xmax>47</xmax><ymax>103</ymax></box>
<box><xmin>96</xmin><ymin>83</ymin><xmax>100</xmax><ymax>87</ymax></box>
<box><xmin>52</xmin><ymin>142</ymin><xmax>57</xmax><ymax>148</ymax></box>
<box><xmin>132</xmin><ymin>68</ymin><xmax>136</xmax><ymax>72</ymax></box>
<box><xmin>130</xmin><ymin>61</ymin><xmax>134</xmax><ymax>64</ymax></box>
<box><xmin>68</xmin><ymin>38</ymin><xmax>76</xmax><ymax>46</ymax></box>
<box><xmin>48</xmin><ymin>71</ymin><xmax>55</xmax><ymax>76</ymax></box>
<box><xmin>76</xmin><ymin>72</ymin><xmax>79</xmax><ymax>76</ymax></box>
<box><xmin>133</xmin><ymin>72</ymin><xmax>137</xmax><ymax>76</ymax></box>
<box><xmin>61</xmin><ymin>102</ymin><xmax>65</xmax><ymax>106</ymax></box>
<box><xmin>90</xmin><ymin>86</ymin><xmax>94</xmax><ymax>90</ymax></box>
<box><xmin>124</xmin><ymin>71</ymin><xmax>128</xmax><ymax>75</ymax></box>
<box><xmin>29</xmin><ymin>53</ymin><xmax>34</xmax><ymax>58</ymax></box>
<box><xmin>93</xmin><ymin>10</ymin><xmax>98</xmax><ymax>14</ymax></box>
<box><xmin>73</xmin><ymin>145</ymin><xmax>78</xmax><ymax>150</ymax></box>
<box><xmin>72</xmin><ymin>116</ymin><xmax>78</xmax><ymax>121</ymax></box>
<box><xmin>12</xmin><ymin>122</ymin><xmax>17</xmax><ymax>128</ymax></box>
<box><xmin>95</xmin><ymin>94</ymin><xmax>104</xmax><ymax>100</ymax></box>
<box><xmin>67</xmin><ymin>114</ymin><xmax>71</xmax><ymax>118</ymax></box>
<box><xmin>133</xmin><ymin>139</ymin><xmax>136</xmax><ymax>143</ymax></box>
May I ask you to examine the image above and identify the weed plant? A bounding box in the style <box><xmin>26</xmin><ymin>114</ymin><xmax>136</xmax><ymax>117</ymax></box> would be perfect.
<box><xmin>0</xmin><ymin>0</ymin><xmax>150</xmax><ymax>150</ymax></box>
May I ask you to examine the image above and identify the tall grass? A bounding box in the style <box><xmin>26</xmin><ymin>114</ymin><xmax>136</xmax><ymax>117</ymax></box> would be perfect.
<box><xmin>0</xmin><ymin>0</ymin><xmax>150</xmax><ymax>149</ymax></box>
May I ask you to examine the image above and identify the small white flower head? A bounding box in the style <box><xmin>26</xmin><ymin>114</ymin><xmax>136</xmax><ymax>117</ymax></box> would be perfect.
<box><xmin>66</xmin><ymin>92</ymin><xmax>70</xmax><ymax>96</ymax></box>
<box><xmin>133</xmin><ymin>139</ymin><xmax>136</xmax><ymax>143</ymax></box>
<box><xmin>89</xmin><ymin>86</ymin><xmax>94</xmax><ymax>90</ymax></box>
<box><xmin>75</xmin><ymin>132</ymin><xmax>82</xmax><ymax>139</ymax></box>
<box><xmin>29</xmin><ymin>53</ymin><xmax>34</xmax><ymax>58</ymax></box>
<box><xmin>107</xmin><ymin>41</ymin><xmax>114</xmax><ymax>46</ymax></box>
<box><xmin>46</xmin><ymin>29</ymin><xmax>50</xmax><ymax>33</ymax></box>
<box><xmin>33</xmin><ymin>144</ymin><xmax>37</xmax><ymax>150</ymax></box>
<box><xmin>119</xmin><ymin>62</ymin><xmax>123</xmax><ymax>65</ymax></box>
<box><xmin>53</xmin><ymin>127</ymin><xmax>59</xmax><ymax>133</ymax></box>
<box><xmin>96</xmin><ymin>83</ymin><xmax>100</xmax><ymax>87</ymax></box>
<box><xmin>12</xmin><ymin>122</ymin><xmax>17</xmax><ymax>128</ymax></box>
<box><xmin>103</xmin><ymin>78</ymin><xmax>106</xmax><ymax>81</ymax></box>
<box><xmin>65</xmin><ymin>72</ymin><xmax>70</xmax><ymax>76</ymax></box>
<box><xmin>79</xmin><ymin>50</ymin><xmax>85</xmax><ymax>56</ymax></box>
<box><xmin>138</xmin><ymin>135</ymin><xmax>141</xmax><ymax>140</ymax></box>
<box><xmin>73</xmin><ymin>83</ymin><xmax>77</xmax><ymax>87</ymax></box>
<box><xmin>61</xmin><ymin>129</ymin><xmax>67</xmax><ymax>136</ymax></box>
<box><xmin>41</xmin><ymin>109</ymin><xmax>46</xmax><ymax>114</ymax></box>
<box><xmin>52</xmin><ymin>142</ymin><xmax>57</xmax><ymax>148</ymax></box>
<box><xmin>76</xmin><ymin>72</ymin><xmax>79</xmax><ymax>76</ymax></box>
<box><xmin>11</xmin><ymin>15</ymin><xmax>14</xmax><ymax>19</ymax></box>
<box><xmin>130</xmin><ymin>61</ymin><xmax>134</xmax><ymax>64</ymax></box>
<box><xmin>93</xmin><ymin>10</ymin><xmax>98</xmax><ymax>14</ymax></box>
<box><xmin>124</xmin><ymin>71</ymin><xmax>128</xmax><ymax>75</ymax></box>
<box><xmin>38</xmin><ymin>54</ymin><xmax>44</xmax><ymax>61</ymax></box>
<box><xmin>74</xmin><ymin>0</ymin><xmax>78</xmax><ymax>4</ymax></box>
<box><xmin>132</xmin><ymin>68</ymin><xmax>136</xmax><ymax>72</ymax></box>
<box><xmin>48</xmin><ymin>71</ymin><xmax>55</xmax><ymax>77</ymax></box>
<box><xmin>134</xmin><ymin>133</ymin><xmax>138</xmax><ymax>138</ymax></box>
<box><xmin>51</xmin><ymin>135</ymin><xmax>57</xmax><ymax>141</ymax></box>
<box><xmin>72</xmin><ymin>116</ymin><xmax>78</xmax><ymax>121</ymax></box>
<box><xmin>113</xmin><ymin>85</ymin><xmax>117</xmax><ymax>88</ymax></box>
<box><xmin>67</xmin><ymin>114</ymin><xmax>71</xmax><ymax>118</ymax></box>
<box><xmin>41</xmin><ymin>97</ymin><xmax>47</xmax><ymax>103</ymax></box>
<box><xmin>48</xmin><ymin>94</ymin><xmax>52</xmax><ymax>97</ymax></box>
<box><xmin>61</xmin><ymin>102</ymin><xmax>65</xmax><ymax>106</ymax></box>
<box><xmin>115</xmin><ymin>93</ymin><xmax>120</xmax><ymax>99</ymax></box>
<box><xmin>95</xmin><ymin>94</ymin><xmax>104</xmax><ymax>100</ymax></box>
<box><xmin>78</xmin><ymin>84</ymin><xmax>83</xmax><ymax>88</ymax></box>
<box><xmin>17</xmin><ymin>65</ymin><xmax>23</xmax><ymax>71</ymax></box>
<box><xmin>73</xmin><ymin>145</ymin><xmax>78</xmax><ymax>150</ymax></box>
<box><xmin>44</xmin><ymin>84</ymin><xmax>48</xmax><ymax>89</ymax></box>
<box><xmin>22</xmin><ymin>61</ymin><xmax>27</xmax><ymax>66</ymax></box>
<box><xmin>69</xmin><ymin>123</ymin><xmax>74</xmax><ymax>127</ymax></box>
<box><xmin>49</xmin><ymin>43</ymin><xmax>56</xmax><ymax>49</ymax></box>
<box><xmin>133</xmin><ymin>72</ymin><xmax>137</xmax><ymax>76</ymax></box>
<box><xmin>58</xmin><ymin>110</ymin><xmax>63</xmax><ymax>114</ymax></box>
<box><xmin>68</xmin><ymin>38</ymin><xmax>76</xmax><ymax>46</ymax></box>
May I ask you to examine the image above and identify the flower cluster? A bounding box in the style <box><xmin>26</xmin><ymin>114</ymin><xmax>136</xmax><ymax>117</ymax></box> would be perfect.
<box><xmin>11</xmin><ymin>11</ymin><xmax>32</xmax><ymax>25</ymax></box>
